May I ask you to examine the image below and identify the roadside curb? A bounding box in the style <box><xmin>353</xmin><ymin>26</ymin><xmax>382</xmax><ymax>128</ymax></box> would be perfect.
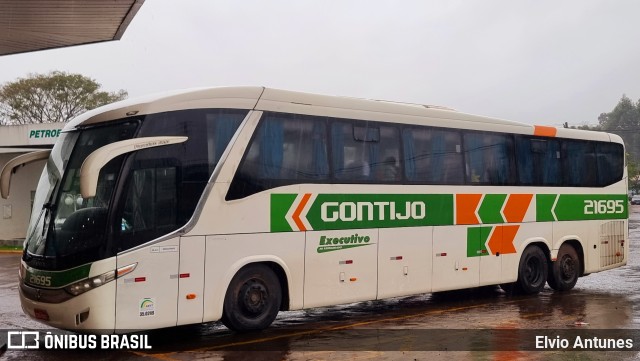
<box><xmin>0</xmin><ymin>239</ymin><xmax>23</xmax><ymax>254</ymax></box>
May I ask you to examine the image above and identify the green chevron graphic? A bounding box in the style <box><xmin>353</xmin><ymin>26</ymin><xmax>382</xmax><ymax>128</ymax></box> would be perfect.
<box><xmin>467</xmin><ymin>227</ymin><xmax>492</xmax><ymax>257</ymax></box>
<box><xmin>536</xmin><ymin>194</ymin><xmax>557</xmax><ymax>222</ymax></box>
<box><xmin>477</xmin><ymin>194</ymin><xmax>507</xmax><ymax>224</ymax></box>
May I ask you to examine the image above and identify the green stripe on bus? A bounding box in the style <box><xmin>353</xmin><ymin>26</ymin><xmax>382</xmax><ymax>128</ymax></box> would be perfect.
<box><xmin>536</xmin><ymin>194</ymin><xmax>628</xmax><ymax>221</ymax></box>
<box><xmin>553</xmin><ymin>194</ymin><xmax>628</xmax><ymax>221</ymax></box>
<box><xmin>24</xmin><ymin>263</ymin><xmax>91</xmax><ymax>289</ymax></box>
<box><xmin>271</xmin><ymin>193</ymin><xmax>629</xmax><ymax>232</ymax></box>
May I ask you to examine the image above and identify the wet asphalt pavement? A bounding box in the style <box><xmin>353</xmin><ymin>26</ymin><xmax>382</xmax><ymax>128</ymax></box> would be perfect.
<box><xmin>2</xmin><ymin>207</ymin><xmax>640</xmax><ymax>360</ymax></box>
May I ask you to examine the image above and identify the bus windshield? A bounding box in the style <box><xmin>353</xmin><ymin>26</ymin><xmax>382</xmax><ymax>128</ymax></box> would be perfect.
<box><xmin>24</xmin><ymin>109</ymin><xmax>247</xmax><ymax>270</ymax></box>
<box><xmin>25</xmin><ymin>120</ymin><xmax>140</xmax><ymax>269</ymax></box>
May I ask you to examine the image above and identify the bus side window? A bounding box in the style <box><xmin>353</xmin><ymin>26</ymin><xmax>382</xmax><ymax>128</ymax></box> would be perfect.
<box><xmin>333</xmin><ymin>122</ymin><xmax>374</xmax><ymax>181</ymax></box>
<box><xmin>119</xmin><ymin>166</ymin><xmax>178</xmax><ymax>249</ymax></box>
<box><xmin>596</xmin><ymin>142</ymin><xmax>624</xmax><ymax>186</ymax></box>
<box><xmin>516</xmin><ymin>136</ymin><xmax>562</xmax><ymax>186</ymax></box>
<box><xmin>463</xmin><ymin>132</ymin><xmax>515</xmax><ymax>185</ymax></box>
<box><xmin>332</xmin><ymin>122</ymin><xmax>400</xmax><ymax>183</ymax></box>
<box><xmin>227</xmin><ymin>114</ymin><xmax>329</xmax><ymax>199</ymax></box>
<box><xmin>377</xmin><ymin>156</ymin><xmax>399</xmax><ymax>182</ymax></box>
<box><xmin>403</xmin><ymin>127</ymin><xmax>463</xmax><ymax>184</ymax></box>
<box><xmin>562</xmin><ymin>140</ymin><xmax>597</xmax><ymax>187</ymax></box>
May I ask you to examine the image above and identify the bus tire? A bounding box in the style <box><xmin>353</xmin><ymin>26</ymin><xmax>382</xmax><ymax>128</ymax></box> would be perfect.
<box><xmin>547</xmin><ymin>244</ymin><xmax>580</xmax><ymax>291</ymax></box>
<box><xmin>221</xmin><ymin>264</ymin><xmax>282</xmax><ymax>332</ymax></box>
<box><xmin>509</xmin><ymin>245</ymin><xmax>548</xmax><ymax>295</ymax></box>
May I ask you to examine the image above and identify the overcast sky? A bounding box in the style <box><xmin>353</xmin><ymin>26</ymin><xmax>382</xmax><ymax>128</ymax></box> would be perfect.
<box><xmin>1</xmin><ymin>0</ymin><xmax>639</xmax><ymax>126</ymax></box>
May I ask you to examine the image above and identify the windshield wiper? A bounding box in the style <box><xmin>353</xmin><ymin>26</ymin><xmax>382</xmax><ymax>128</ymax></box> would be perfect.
<box><xmin>24</xmin><ymin>201</ymin><xmax>55</xmax><ymax>257</ymax></box>
<box><xmin>41</xmin><ymin>202</ymin><xmax>55</xmax><ymax>237</ymax></box>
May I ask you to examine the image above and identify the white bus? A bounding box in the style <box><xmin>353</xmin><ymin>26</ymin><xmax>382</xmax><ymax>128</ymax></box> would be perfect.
<box><xmin>1</xmin><ymin>87</ymin><xmax>628</xmax><ymax>332</ymax></box>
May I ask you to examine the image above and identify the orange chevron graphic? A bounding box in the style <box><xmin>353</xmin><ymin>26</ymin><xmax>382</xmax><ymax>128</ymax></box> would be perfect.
<box><xmin>487</xmin><ymin>225</ymin><xmax>519</xmax><ymax>255</ymax></box>
<box><xmin>456</xmin><ymin>194</ymin><xmax>482</xmax><ymax>225</ymax></box>
<box><xmin>292</xmin><ymin>193</ymin><xmax>312</xmax><ymax>231</ymax></box>
<box><xmin>486</xmin><ymin>225</ymin><xmax>502</xmax><ymax>255</ymax></box>
<box><xmin>503</xmin><ymin>194</ymin><xmax>533</xmax><ymax>223</ymax></box>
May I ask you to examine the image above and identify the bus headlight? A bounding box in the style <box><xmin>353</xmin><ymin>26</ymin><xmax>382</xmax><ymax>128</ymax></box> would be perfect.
<box><xmin>65</xmin><ymin>271</ymin><xmax>116</xmax><ymax>296</ymax></box>
<box><xmin>63</xmin><ymin>263</ymin><xmax>136</xmax><ymax>296</ymax></box>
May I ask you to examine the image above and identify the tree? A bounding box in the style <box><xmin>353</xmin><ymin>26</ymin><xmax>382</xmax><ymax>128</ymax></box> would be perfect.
<box><xmin>565</xmin><ymin>122</ymin><xmax>602</xmax><ymax>131</ymax></box>
<box><xmin>598</xmin><ymin>95</ymin><xmax>640</xmax><ymax>131</ymax></box>
<box><xmin>0</xmin><ymin>71</ymin><xmax>127</xmax><ymax>125</ymax></box>
<box><xmin>598</xmin><ymin>95</ymin><xmax>640</xmax><ymax>186</ymax></box>
<box><xmin>628</xmin><ymin>153</ymin><xmax>640</xmax><ymax>194</ymax></box>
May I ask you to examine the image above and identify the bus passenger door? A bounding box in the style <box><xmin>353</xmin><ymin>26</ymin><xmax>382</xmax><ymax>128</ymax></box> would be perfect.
<box><xmin>177</xmin><ymin>236</ymin><xmax>205</xmax><ymax>325</ymax></box>
<box><xmin>432</xmin><ymin>226</ymin><xmax>479</xmax><ymax>292</ymax></box>
<box><xmin>304</xmin><ymin>229</ymin><xmax>378</xmax><ymax>308</ymax></box>
<box><xmin>115</xmin><ymin>238</ymin><xmax>180</xmax><ymax>329</ymax></box>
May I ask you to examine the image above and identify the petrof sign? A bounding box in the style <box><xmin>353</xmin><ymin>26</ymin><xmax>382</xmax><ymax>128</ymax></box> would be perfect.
<box><xmin>29</xmin><ymin>129</ymin><xmax>62</xmax><ymax>139</ymax></box>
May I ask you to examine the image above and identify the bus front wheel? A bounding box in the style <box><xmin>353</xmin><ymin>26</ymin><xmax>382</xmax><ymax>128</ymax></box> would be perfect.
<box><xmin>221</xmin><ymin>264</ymin><xmax>282</xmax><ymax>332</ymax></box>
<box><xmin>547</xmin><ymin>244</ymin><xmax>580</xmax><ymax>291</ymax></box>
<box><xmin>502</xmin><ymin>245</ymin><xmax>548</xmax><ymax>295</ymax></box>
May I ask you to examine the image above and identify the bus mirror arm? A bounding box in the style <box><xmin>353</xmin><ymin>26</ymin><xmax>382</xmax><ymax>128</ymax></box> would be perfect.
<box><xmin>0</xmin><ymin>150</ymin><xmax>51</xmax><ymax>199</ymax></box>
<box><xmin>79</xmin><ymin>136</ymin><xmax>188</xmax><ymax>199</ymax></box>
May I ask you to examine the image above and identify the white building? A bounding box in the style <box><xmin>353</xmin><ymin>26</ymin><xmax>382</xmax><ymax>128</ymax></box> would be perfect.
<box><xmin>0</xmin><ymin>123</ymin><xmax>65</xmax><ymax>241</ymax></box>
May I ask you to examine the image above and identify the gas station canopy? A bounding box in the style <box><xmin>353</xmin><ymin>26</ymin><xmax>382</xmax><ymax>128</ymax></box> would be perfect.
<box><xmin>0</xmin><ymin>0</ymin><xmax>144</xmax><ymax>56</ymax></box>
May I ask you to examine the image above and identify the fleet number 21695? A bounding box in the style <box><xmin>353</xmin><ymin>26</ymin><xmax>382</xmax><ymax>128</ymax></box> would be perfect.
<box><xmin>29</xmin><ymin>274</ymin><xmax>52</xmax><ymax>287</ymax></box>
<box><xmin>584</xmin><ymin>199</ymin><xmax>625</xmax><ymax>215</ymax></box>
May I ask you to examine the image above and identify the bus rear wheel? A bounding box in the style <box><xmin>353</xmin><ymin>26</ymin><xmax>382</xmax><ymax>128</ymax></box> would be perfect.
<box><xmin>547</xmin><ymin>244</ymin><xmax>580</xmax><ymax>291</ymax></box>
<box><xmin>502</xmin><ymin>245</ymin><xmax>548</xmax><ymax>295</ymax></box>
<box><xmin>221</xmin><ymin>264</ymin><xmax>282</xmax><ymax>332</ymax></box>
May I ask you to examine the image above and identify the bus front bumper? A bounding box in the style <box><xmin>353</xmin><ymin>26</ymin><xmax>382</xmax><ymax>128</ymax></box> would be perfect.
<box><xmin>19</xmin><ymin>279</ymin><xmax>116</xmax><ymax>332</ymax></box>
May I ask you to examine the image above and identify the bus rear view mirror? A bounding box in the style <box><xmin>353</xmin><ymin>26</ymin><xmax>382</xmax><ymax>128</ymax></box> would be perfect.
<box><xmin>79</xmin><ymin>136</ymin><xmax>188</xmax><ymax>199</ymax></box>
<box><xmin>0</xmin><ymin>150</ymin><xmax>51</xmax><ymax>199</ymax></box>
